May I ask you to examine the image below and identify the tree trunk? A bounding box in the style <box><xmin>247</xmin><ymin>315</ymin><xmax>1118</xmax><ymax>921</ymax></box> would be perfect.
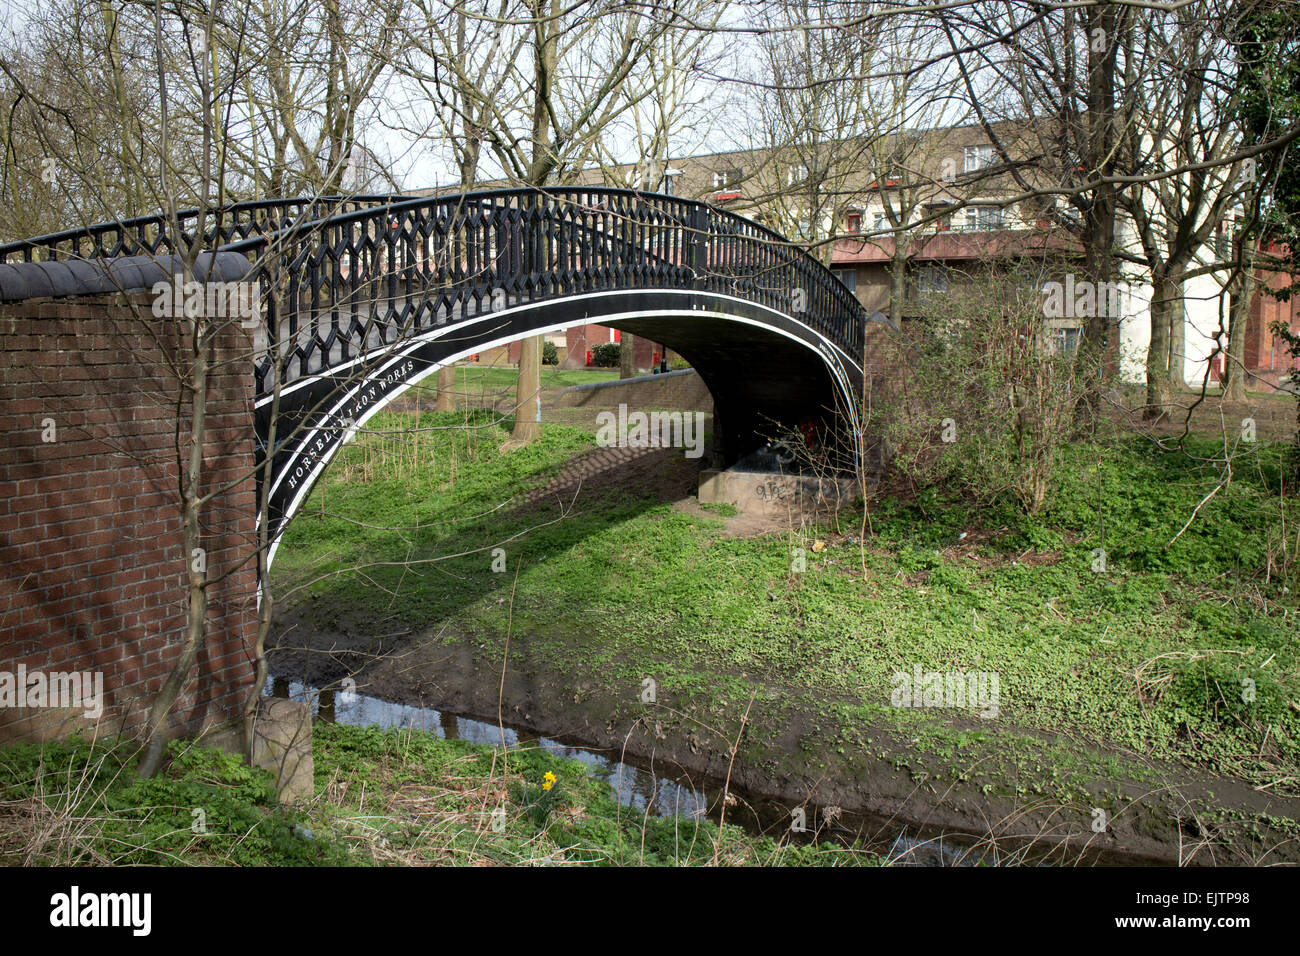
<box><xmin>436</xmin><ymin>364</ymin><xmax>456</xmax><ymax>412</ymax></box>
<box><xmin>139</xmin><ymin>317</ymin><xmax>209</xmax><ymax>777</ymax></box>
<box><xmin>1145</xmin><ymin>272</ymin><xmax>1178</xmax><ymax>415</ymax></box>
<box><xmin>511</xmin><ymin>335</ymin><xmax>543</xmax><ymax>442</ymax></box>
<box><xmin>619</xmin><ymin>331</ymin><xmax>636</xmax><ymax>378</ymax></box>
<box><xmin>1169</xmin><ymin>285</ymin><xmax>1187</xmax><ymax>391</ymax></box>
<box><xmin>1225</xmin><ymin>235</ymin><xmax>1258</xmax><ymax>402</ymax></box>
<box><xmin>509</xmin><ymin>0</ymin><xmax>559</xmax><ymax>445</ymax></box>
<box><xmin>889</xmin><ymin>245</ymin><xmax>907</xmax><ymax>328</ymax></box>
<box><xmin>1079</xmin><ymin>1</ymin><xmax>1121</xmax><ymax>375</ymax></box>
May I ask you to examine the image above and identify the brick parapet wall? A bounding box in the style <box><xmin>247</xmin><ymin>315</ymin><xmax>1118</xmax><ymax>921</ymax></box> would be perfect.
<box><xmin>553</xmin><ymin>368</ymin><xmax>714</xmax><ymax>412</ymax></box>
<box><xmin>0</xmin><ymin>292</ymin><xmax>259</xmax><ymax>744</ymax></box>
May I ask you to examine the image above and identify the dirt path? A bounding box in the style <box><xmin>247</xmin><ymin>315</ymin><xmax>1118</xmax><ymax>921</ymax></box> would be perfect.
<box><xmin>1106</xmin><ymin>387</ymin><xmax>1297</xmax><ymax>443</ymax></box>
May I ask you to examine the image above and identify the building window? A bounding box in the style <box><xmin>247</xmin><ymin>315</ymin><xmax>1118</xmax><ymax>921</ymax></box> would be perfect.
<box><xmin>713</xmin><ymin>168</ymin><xmax>742</xmax><ymax>190</ymax></box>
<box><xmin>845</xmin><ymin>210</ymin><xmax>862</xmax><ymax>233</ymax></box>
<box><xmin>917</xmin><ymin>264</ymin><xmax>949</xmax><ymax>295</ymax></box>
<box><xmin>924</xmin><ymin>202</ymin><xmax>953</xmax><ymax>231</ymax></box>
<box><xmin>964</xmin><ymin>144</ymin><xmax>995</xmax><ymax>173</ymax></box>
<box><xmin>965</xmin><ymin>206</ymin><xmax>1003</xmax><ymax>231</ymax></box>
<box><xmin>874</xmin><ymin>212</ymin><xmax>887</xmax><ymax>231</ymax></box>
<box><xmin>1053</xmin><ymin>326</ymin><xmax>1081</xmax><ymax>356</ymax></box>
<box><xmin>832</xmin><ymin>267</ymin><xmax>857</xmax><ymax>292</ymax></box>
<box><xmin>788</xmin><ymin>164</ymin><xmax>809</xmax><ymax>185</ymax></box>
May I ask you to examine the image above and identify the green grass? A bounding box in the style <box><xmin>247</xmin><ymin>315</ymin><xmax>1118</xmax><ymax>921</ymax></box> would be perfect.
<box><xmin>277</xmin><ymin>409</ymin><xmax>605</xmax><ymax>617</ymax></box>
<box><xmin>272</xmin><ymin>414</ymin><xmax>1300</xmax><ymax>799</ymax></box>
<box><xmin>0</xmin><ymin>735</ymin><xmax>352</xmax><ymax>866</ymax></box>
<box><xmin>309</xmin><ymin>722</ymin><xmax>875</xmax><ymax>865</ymax></box>
<box><xmin>0</xmin><ymin>728</ymin><xmax>876</xmax><ymax>866</ymax></box>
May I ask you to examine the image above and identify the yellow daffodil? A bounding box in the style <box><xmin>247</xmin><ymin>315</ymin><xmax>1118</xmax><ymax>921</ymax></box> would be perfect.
<box><xmin>542</xmin><ymin>771</ymin><xmax>557</xmax><ymax>792</ymax></box>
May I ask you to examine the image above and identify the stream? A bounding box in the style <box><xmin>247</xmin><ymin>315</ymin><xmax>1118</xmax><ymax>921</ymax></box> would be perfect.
<box><xmin>266</xmin><ymin>676</ymin><xmax>993</xmax><ymax>865</ymax></box>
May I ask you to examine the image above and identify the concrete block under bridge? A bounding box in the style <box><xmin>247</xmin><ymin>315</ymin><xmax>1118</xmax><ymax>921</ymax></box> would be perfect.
<box><xmin>698</xmin><ymin>467</ymin><xmax>859</xmax><ymax>517</ymax></box>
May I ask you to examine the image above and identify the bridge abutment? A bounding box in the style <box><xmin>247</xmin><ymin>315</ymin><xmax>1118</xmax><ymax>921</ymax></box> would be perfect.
<box><xmin>0</xmin><ymin>293</ymin><xmax>259</xmax><ymax>745</ymax></box>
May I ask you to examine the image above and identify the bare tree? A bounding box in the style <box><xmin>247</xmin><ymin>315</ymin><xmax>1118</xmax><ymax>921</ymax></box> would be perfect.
<box><xmin>1116</xmin><ymin>0</ymin><xmax>1248</xmax><ymax>415</ymax></box>
<box><xmin>588</xmin><ymin>0</ymin><xmax>727</xmax><ymax>380</ymax></box>
<box><xmin>744</xmin><ymin>0</ymin><xmax>877</xmax><ymax>262</ymax></box>
<box><xmin>215</xmin><ymin>0</ymin><xmax>405</xmax><ymax>197</ymax></box>
<box><xmin>399</xmin><ymin>0</ymin><xmax>694</xmax><ymax>442</ymax></box>
<box><xmin>393</xmin><ymin>0</ymin><xmax>530</xmax><ymax>409</ymax></box>
<box><xmin>943</xmin><ymin>1</ymin><xmax>1139</xmax><ymax>403</ymax></box>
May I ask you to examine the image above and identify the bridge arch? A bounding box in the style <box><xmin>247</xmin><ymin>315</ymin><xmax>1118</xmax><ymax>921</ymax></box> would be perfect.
<box><xmin>256</xmin><ymin>288</ymin><xmax>861</xmax><ymax>567</ymax></box>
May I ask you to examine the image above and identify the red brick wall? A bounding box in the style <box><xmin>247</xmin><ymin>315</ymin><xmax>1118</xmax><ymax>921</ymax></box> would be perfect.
<box><xmin>563</xmin><ymin>323</ymin><xmax>611</xmax><ymax>367</ymax></box>
<box><xmin>562</xmin><ymin>324</ymin><xmax>666</xmax><ymax>368</ymax></box>
<box><xmin>1246</xmin><ymin>267</ymin><xmax>1300</xmax><ymax>387</ymax></box>
<box><xmin>0</xmin><ymin>292</ymin><xmax>259</xmax><ymax>744</ymax></box>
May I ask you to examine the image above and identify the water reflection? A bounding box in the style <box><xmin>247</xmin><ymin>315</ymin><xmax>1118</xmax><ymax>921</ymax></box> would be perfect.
<box><xmin>264</xmin><ymin>679</ymin><xmax>1002</xmax><ymax>865</ymax></box>
<box><xmin>268</xmin><ymin>680</ymin><xmax>708</xmax><ymax>820</ymax></box>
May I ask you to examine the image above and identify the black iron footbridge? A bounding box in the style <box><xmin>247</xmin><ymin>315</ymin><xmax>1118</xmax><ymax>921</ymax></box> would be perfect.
<box><xmin>0</xmin><ymin>188</ymin><xmax>867</xmax><ymax>558</ymax></box>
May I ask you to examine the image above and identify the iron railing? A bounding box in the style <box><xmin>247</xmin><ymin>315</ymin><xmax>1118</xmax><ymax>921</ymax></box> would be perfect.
<box><xmin>0</xmin><ymin>195</ymin><xmax>410</xmax><ymax>263</ymax></box>
<box><xmin>215</xmin><ymin>187</ymin><xmax>865</xmax><ymax>397</ymax></box>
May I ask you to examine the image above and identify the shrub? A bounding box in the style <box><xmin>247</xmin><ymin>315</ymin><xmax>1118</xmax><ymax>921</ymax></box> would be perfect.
<box><xmin>879</xmin><ymin>270</ymin><xmax>1095</xmax><ymax>514</ymax></box>
<box><xmin>591</xmin><ymin>343</ymin><xmax>621</xmax><ymax>367</ymax></box>
<box><xmin>0</xmin><ymin>736</ymin><xmax>351</xmax><ymax>866</ymax></box>
<box><xmin>542</xmin><ymin>340</ymin><xmax>558</xmax><ymax>365</ymax></box>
